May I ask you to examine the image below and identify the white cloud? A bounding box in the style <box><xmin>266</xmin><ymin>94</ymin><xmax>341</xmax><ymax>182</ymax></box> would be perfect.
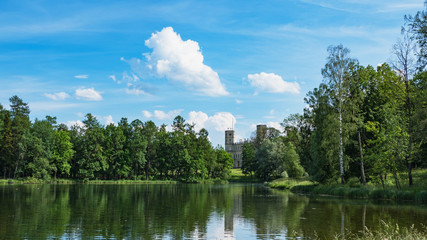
<box><xmin>141</xmin><ymin>27</ymin><xmax>228</xmax><ymax>96</ymax></box>
<box><xmin>104</xmin><ymin>115</ymin><xmax>114</xmax><ymax>126</ymax></box>
<box><xmin>43</xmin><ymin>92</ymin><xmax>70</xmax><ymax>101</ymax></box>
<box><xmin>235</xmin><ymin>99</ymin><xmax>243</xmax><ymax>104</ymax></box>
<box><xmin>125</xmin><ymin>88</ymin><xmax>150</xmax><ymax>96</ymax></box>
<box><xmin>109</xmin><ymin>75</ymin><xmax>118</xmax><ymax>83</ymax></box>
<box><xmin>267</xmin><ymin>121</ymin><xmax>285</xmax><ymax>133</ymax></box>
<box><xmin>75</xmin><ymin>87</ymin><xmax>103</xmax><ymax>101</ymax></box>
<box><xmin>188</xmin><ymin>111</ymin><xmax>209</xmax><ymax>130</ymax></box>
<box><xmin>154</xmin><ymin>109</ymin><xmax>183</xmax><ymax>120</ymax></box>
<box><xmin>74</xmin><ymin>74</ymin><xmax>88</xmax><ymax>79</ymax></box>
<box><xmin>188</xmin><ymin>111</ymin><xmax>236</xmax><ymax>132</ymax></box>
<box><xmin>142</xmin><ymin>110</ymin><xmax>152</xmax><ymax>118</ymax></box>
<box><xmin>114</xmin><ymin>71</ymin><xmax>154</xmax><ymax>95</ymax></box>
<box><xmin>248</xmin><ymin>72</ymin><xmax>300</xmax><ymax>94</ymax></box>
<box><xmin>65</xmin><ymin>120</ymin><xmax>84</xmax><ymax>129</ymax></box>
<box><xmin>142</xmin><ymin>109</ymin><xmax>183</xmax><ymax>120</ymax></box>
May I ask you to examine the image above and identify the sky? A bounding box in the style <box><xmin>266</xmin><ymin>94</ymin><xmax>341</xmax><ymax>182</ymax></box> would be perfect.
<box><xmin>0</xmin><ymin>0</ymin><xmax>424</xmax><ymax>147</ymax></box>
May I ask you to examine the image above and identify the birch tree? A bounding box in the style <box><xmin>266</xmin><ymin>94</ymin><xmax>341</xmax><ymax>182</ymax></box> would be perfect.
<box><xmin>321</xmin><ymin>45</ymin><xmax>356</xmax><ymax>184</ymax></box>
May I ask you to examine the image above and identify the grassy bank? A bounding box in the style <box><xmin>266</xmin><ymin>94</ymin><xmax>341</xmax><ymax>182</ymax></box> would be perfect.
<box><xmin>229</xmin><ymin>168</ymin><xmax>261</xmax><ymax>183</ymax></box>
<box><xmin>0</xmin><ymin>178</ymin><xmax>178</xmax><ymax>185</ymax></box>
<box><xmin>268</xmin><ymin>168</ymin><xmax>427</xmax><ymax>204</ymax></box>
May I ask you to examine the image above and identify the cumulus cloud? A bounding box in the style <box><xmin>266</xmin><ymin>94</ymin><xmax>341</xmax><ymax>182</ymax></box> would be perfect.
<box><xmin>121</xmin><ymin>27</ymin><xmax>228</xmax><ymax>97</ymax></box>
<box><xmin>75</xmin><ymin>87</ymin><xmax>103</xmax><ymax>101</ymax></box>
<box><xmin>104</xmin><ymin>115</ymin><xmax>114</xmax><ymax>126</ymax></box>
<box><xmin>247</xmin><ymin>72</ymin><xmax>300</xmax><ymax>94</ymax></box>
<box><xmin>142</xmin><ymin>109</ymin><xmax>183</xmax><ymax>120</ymax></box>
<box><xmin>267</xmin><ymin>121</ymin><xmax>285</xmax><ymax>133</ymax></box>
<box><xmin>188</xmin><ymin>111</ymin><xmax>236</xmax><ymax>132</ymax></box>
<box><xmin>74</xmin><ymin>75</ymin><xmax>88</xmax><ymax>79</ymax></box>
<box><xmin>44</xmin><ymin>92</ymin><xmax>70</xmax><ymax>101</ymax></box>
<box><xmin>142</xmin><ymin>110</ymin><xmax>152</xmax><ymax>118</ymax></box>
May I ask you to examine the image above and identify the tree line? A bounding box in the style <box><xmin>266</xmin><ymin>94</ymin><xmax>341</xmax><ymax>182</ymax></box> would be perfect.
<box><xmin>0</xmin><ymin>101</ymin><xmax>233</xmax><ymax>181</ymax></box>
<box><xmin>242</xmin><ymin>5</ymin><xmax>427</xmax><ymax>187</ymax></box>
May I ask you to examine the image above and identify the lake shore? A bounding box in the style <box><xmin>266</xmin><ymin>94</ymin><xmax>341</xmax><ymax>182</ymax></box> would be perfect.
<box><xmin>267</xmin><ymin>169</ymin><xmax>427</xmax><ymax>204</ymax></box>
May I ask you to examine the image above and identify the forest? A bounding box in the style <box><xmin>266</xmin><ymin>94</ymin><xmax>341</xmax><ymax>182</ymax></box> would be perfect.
<box><xmin>0</xmin><ymin>5</ymin><xmax>426</xmax><ymax>186</ymax></box>
<box><xmin>242</xmin><ymin>6</ymin><xmax>427</xmax><ymax>188</ymax></box>
<box><xmin>0</xmin><ymin>104</ymin><xmax>233</xmax><ymax>182</ymax></box>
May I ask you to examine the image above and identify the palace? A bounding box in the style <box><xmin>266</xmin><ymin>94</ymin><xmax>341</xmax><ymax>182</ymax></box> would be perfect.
<box><xmin>225</xmin><ymin>124</ymin><xmax>267</xmax><ymax>168</ymax></box>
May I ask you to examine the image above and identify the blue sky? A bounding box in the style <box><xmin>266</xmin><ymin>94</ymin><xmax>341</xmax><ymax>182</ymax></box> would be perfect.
<box><xmin>0</xmin><ymin>0</ymin><xmax>423</xmax><ymax>146</ymax></box>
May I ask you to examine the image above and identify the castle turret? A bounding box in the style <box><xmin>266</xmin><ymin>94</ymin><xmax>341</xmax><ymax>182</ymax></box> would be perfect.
<box><xmin>225</xmin><ymin>129</ymin><xmax>234</xmax><ymax>151</ymax></box>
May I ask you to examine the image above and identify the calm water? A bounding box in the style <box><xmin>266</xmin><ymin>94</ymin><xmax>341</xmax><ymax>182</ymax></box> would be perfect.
<box><xmin>0</xmin><ymin>184</ymin><xmax>426</xmax><ymax>239</ymax></box>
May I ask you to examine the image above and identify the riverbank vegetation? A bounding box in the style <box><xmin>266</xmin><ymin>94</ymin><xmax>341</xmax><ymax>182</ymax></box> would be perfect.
<box><xmin>268</xmin><ymin>169</ymin><xmax>427</xmax><ymax>204</ymax></box>
<box><xmin>336</xmin><ymin>221</ymin><xmax>427</xmax><ymax>240</ymax></box>
<box><xmin>0</xmin><ymin>103</ymin><xmax>234</xmax><ymax>182</ymax></box>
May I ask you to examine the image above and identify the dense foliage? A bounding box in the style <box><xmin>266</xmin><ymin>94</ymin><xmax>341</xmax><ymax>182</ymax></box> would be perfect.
<box><xmin>0</xmin><ymin>104</ymin><xmax>233</xmax><ymax>182</ymax></box>
<box><xmin>241</xmin><ymin>5</ymin><xmax>427</xmax><ymax>186</ymax></box>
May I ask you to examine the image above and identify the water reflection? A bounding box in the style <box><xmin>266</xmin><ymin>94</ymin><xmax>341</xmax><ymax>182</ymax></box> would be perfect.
<box><xmin>0</xmin><ymin>184</ymin><xmax>426</xmax><ymax>239</ymax></box>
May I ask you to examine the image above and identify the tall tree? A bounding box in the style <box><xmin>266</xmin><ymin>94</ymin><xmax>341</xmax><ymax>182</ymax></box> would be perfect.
<box><xmin>0</xmin><ymin>109</ymin><xmax>13</xmax><ymax>178</ymax></box>
<box><xmin>52</xmin><ymin>130</ymin><xmax>74</xmax><ymax>178</ymax></box>
<box><xmin>78</xmin><ymin>114</ymin><xmax>107</xmax><ymax>180</ymax></box>
<box><xmin>305</xmin><ymin>84</ymin><xmax>340</xmax><ymax>183</ymax></box>
<box><xmin>141</xmin><ymin>120</ymin><xmax>157</xmax><ymax>180</ymax></box>
<box><xmin>241</xmin><ymin>143</ymin><xmax>256</xmax><ymax>175</ymax></box>
<box><xmin>9</xmin><ymin>96</ymin><xmax>31</xmax><ymax>178</ymax></box>
<box><xmin>390</xmin><ymin>31</ymin><xmax>417</xmax><ymax>185</ymax></box>
<box><xmin>405</xmin><ymin>1</ymin><xmax>427</xmax><ymax>71</ymax></box>
<box><xmin>321</xmin><ymin>44</ymin><xmax>357</xmax><ymax>184</ymax></box>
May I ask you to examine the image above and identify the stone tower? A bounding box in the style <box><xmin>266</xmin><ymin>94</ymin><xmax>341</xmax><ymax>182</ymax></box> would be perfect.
<box><xmin>225</xmin><ymin>129</ymin><xmax>234</xmax><ymax>151</ymax></box>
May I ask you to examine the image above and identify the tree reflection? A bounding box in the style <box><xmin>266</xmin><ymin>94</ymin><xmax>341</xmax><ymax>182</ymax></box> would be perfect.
<box><xmin>0</xmin><ymin>184</ymin><xmax>426</xmax><ymax>239</ymax></box>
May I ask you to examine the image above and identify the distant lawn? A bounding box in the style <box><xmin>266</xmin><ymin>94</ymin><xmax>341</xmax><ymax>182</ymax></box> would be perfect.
<box><xmin>0</xmin><ymin>178</ymin><xmax>178</xmax><ymax>185</ymax></box>
<box><xmin>229</xmin><ymin>168</ymin><xmax>261</xmax><ymax>183</ymax></box>
<box><xmin>267</xmin><ymin>177</ymin><xmax>315</xmax><ymax>190</ymax></box>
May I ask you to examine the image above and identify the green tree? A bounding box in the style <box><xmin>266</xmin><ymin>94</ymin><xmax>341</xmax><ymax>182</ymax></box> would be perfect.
<box><xmin>321</xmin><ymin>45</ymin><xmax>357</xmax><ymax>184</ymax></box>
<box><xmin>213</xmin><ymin>146</ymin><xmax>234</xmax><ymax>179</ymax></box>
<box><xmin>104</xmin><ymin>124</ymin><xmax>127</xmax><ymax>179</ymax></box>
<box><xmin>0</xmin><ymin>109</ymin><xmax>13</xmax><ymax>178</ymax></box>
<box><xmin>241</xmin><ymin>143</ymin><xmax>256</xmax><ymax>175</ymax></box>
<box><xmin>412</xmin><ymin>72</ymin><xmax>427</xmax><ymax>167</ymax></box>
<box><xmin>282</xmin><ymin>113</ymin><xmax>313</xmax><ymax>177</ymax></box>
<box><xmin>405</xmin><ymin>1</ymin><xmax>427</xmax><ymax>71</ymax></box>
<box><xmin>9</xmin><ymin>96</ymin><xmax>31</xmax><ymax>178</ymax></box>
<box><xmin>141</xmin><ymin>120</ymin><xmax>157</xmax><ymax>180</ymax></box>
<box><xmin>78</xmin><ymin>114</ymin><xmax>107</xmax><ymax>180</ymax></box>
<box><xmin>305</xmin><ymin>84</ymin><xmax>340</xmax><ymax>183</ymax></box>
<box><xmin>52</xmin><ymin>130</ymin><xmax>74</xmax><ymax>178</ymax></box>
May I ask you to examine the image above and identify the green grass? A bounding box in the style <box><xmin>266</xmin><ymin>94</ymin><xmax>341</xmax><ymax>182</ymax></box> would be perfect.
<box><xmin>228</xmin><ymin>168</ymin><xmax>261</xmax><ymax>183</ymax></box>
<box><xmin>0</xmin><ymin>178</ymin><xmax>178</xmax><ymax>185</ymax></box>
<box><xmin>267</xmin><ymin>177</ymin><xmax>315</xmax><ymax>189</ymax></box>
<box><xmin>331</xmin><ymin>221</ymin><xmax>427</xmax><ymax>240</ymax></box>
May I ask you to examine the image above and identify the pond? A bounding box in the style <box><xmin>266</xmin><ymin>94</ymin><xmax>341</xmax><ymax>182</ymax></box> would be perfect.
<box><xmin>0</xmin><ymin>183</ymin><xmax>426</xmax><ymax>239</ymax></box>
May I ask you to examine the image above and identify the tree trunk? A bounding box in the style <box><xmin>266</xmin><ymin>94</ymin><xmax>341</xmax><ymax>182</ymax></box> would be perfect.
<box><xmin>358</xmin><ymin>130</ymin><xmax>366</xmax><ymax>185</ymax></box>
<box><xmin>393</xmin><ymin>172</ymin><xmax>401</xmax><ymax>190</ymax></box>
<box><xmin>339</xmin><ymin>109</ymin><xmax>344</xmax><ymax>184</ymax></box>
<box><xmin>145</xmin><ymin>160</ymin><xmax>150</xmax><ymax>181</ymax></box>
<box><xmin>405</xmin><ymin>79</ymin><xmax>413</xmax><ymax>186</ymax></box>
